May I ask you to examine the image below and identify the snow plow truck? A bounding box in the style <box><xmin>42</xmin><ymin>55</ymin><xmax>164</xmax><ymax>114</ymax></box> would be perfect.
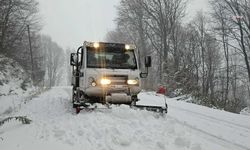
<box><xmin>70</xmin><ymin>41</ymin><xmax>167</xmax><ymax>113</ymax></box>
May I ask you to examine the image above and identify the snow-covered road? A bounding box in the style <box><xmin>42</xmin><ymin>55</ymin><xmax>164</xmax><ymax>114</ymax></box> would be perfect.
<box><xmin>141</xmin><ymin>92</ymin><xmax>250</xmax><ymax>150</ymax></box>
<box><xmin>1</xmin><ymin>87</ymin><xmax>250</xmax><ymax>150</ymax></box>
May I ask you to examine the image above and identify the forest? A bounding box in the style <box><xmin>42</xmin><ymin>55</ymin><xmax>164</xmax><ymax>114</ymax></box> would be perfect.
<box><xmin>1</xmin><ymin>0</ymin><xmax>250</xmax><ymax>113</ymax></box>
<box><xmin>106</xmin><ymin>0</ymin><xmax>250</xmax><ymax>113</ymax></box>
<box><xmin>0</xmin><ymin>0</ymin><xmax>65</xmax><ymax>87</ymax></box>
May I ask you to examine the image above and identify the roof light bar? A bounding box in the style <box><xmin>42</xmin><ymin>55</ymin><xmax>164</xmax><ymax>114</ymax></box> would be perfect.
<box><xmin>125</xmin><ymin>45</ymin><xmax>130</xmax><ymax>50</ymax></box>
<box><xmin>83</xmin><ymin>41</ymin><xmax>136</xmax><ymax>49</ymax></box>
<box><xmin>93</xmin><ymin>42</ymin><xmax>99</xmax><ymax>48</ymax></box>
<box><xmin>125</xmin><ymin>44</ymin><xmax>136</xmax><ymax>50</ymax></box>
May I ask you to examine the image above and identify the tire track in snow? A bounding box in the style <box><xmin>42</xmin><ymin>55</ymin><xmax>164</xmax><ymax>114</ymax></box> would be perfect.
<box><xmin>60</xmin><ymin>88</ymin><xmax>250</xmax><ymax>149</ymax></box>
<box><xmin>170</xmin><ymin>105</ymin><xmax>250</xmax><ymax>131</ymax></box>
<box><xmin>167</xmin><ymin>115</ymin><xmax>250</xmax><ymax>150</ymax></box>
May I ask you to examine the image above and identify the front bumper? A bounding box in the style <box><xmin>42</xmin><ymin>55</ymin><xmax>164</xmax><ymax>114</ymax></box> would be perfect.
<box><xmin>85</xmin><ymin>85</ymin><xmax>141</xmax><ymax>97</ymax></box>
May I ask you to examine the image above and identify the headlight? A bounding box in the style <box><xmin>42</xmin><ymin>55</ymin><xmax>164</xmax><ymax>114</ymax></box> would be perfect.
<box><xmin>125</xmin><ymin>44</ymin><xmax>130</xmax><ymax>50</ymax></box>
<box><xmin>127</xmin><ymin>79</ymin><xmax>138</xmax><ymax>85</ymax></box>
<box><xmin>93</xmin><ymin>42</ymin><xmax>99</xmax><ymax>48</ymax></box>
<box><xmin>91</xmin><ymin>82</ymin><xmax>97</xmax><ymax>86</ymax></box>
<box><xmin>100</xmin><ymin>78</ymin><xmax>111</xmax><ymax>85</ymax></box>
<box><xmin>125</xmin><ymin>44</ymin><xmax>136</xmax><ymax>50</ymax></box>
<box><xmin>88</xmin><ymin>77</ymin><xmax>97</xmax><ymax>86</ymax></box>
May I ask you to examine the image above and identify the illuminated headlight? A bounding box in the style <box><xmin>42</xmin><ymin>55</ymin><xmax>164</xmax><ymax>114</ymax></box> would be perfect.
<box><xmin>125</xmin><ymin>44</ymin><xmax>130</xmax><ymax>50</ymax></box>
<box><xmin>91</xmin><ymin>82</ymin><xmax>97</xmax><ymax>86</ymax></box>
<box><xmin>125</xmin><ymin>44</ymin><xmax>136</xmax><ymax>50</ymax></box>
<box><xmin>93</xmin><ymin>42</ymin><xmax>99</xmax><ymax>48</ymax></box>
<box><xmin>100</xmin><ymin>78</ymin><xmax>111</xmax><ymax>85</ymax></box>
<box><xmin>127</xmin><ymin>79</ymin><xmax>138</xmax><ymax>85</ymax></box>
<box><xmin>88</xmin><ymin>77</ymin><xmax>97</xmax><ymax>86</ymax></box>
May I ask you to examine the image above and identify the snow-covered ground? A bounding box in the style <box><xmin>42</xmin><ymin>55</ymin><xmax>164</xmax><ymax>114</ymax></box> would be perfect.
<box><xmin>0</xmin><ymin>55</ymin><xmax>32</xmax><ymax>96</ymax></box>
<box><xmin>0</xmin><ymin>54</ymin><xmax>37</xmax><ymax>115</ymax></box>
<box><xmin>1</xmin><ymin>87</ymin><xmax>250</xmax><ymax>150</ymax></box>
<box><xmin>240</xmin><ymin>107</ymin><xmax>250</xmax><ymax>116</ymax></box>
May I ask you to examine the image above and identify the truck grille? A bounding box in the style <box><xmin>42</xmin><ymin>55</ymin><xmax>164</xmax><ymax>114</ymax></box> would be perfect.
<box><xmin>105</xmin><ymin>75</ymin><xmax>128</xmax><ymax>85</ymax></box>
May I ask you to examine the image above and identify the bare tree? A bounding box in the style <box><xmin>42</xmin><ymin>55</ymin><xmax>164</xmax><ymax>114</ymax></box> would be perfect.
<box><xmin>39</xmin><ymin>35</ymin><xmax>65</xmax><ymax>87</ymax></box>
<box><xmin>0</xmin><ymin>0</ymin><xmax>42</xmax><ymax>85</ymax></box>
<box><xmin>140</xmin><ymin>0</ymin><xmax>187</xmax><ymax>83</ymax></box>
<box><xmin>109</xmin><ymin>0</ymin><xmax>248</xmax><ymax>112</ymax></box>
<box><xmin>211</xmin><ymin>0</ymin><xmax>250</xmax><ymax>83</ymax></box>
<box><xmin>211</xmin><ymin>2</ymin><xmax>230</xmax><ymax>106</ymax></box>
<box><xmin>210</xmin><ymin>0</ymin><xmax>250</xmax><ymax>111</ymax></box>
<box><xmin>0</xmin><ymin>0</ymin><xmax>40</xmax><ymax>55</ymax></box>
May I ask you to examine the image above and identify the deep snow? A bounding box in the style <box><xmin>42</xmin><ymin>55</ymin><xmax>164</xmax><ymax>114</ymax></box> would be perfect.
<box><xmin>1</xmin><ymin>87</ymin><xmax>250</xmax><ymax>150</ymax></box>
<box><xmin>0</xmin><ymin>54</ymin><xmax>38</xmax><ymax>116</ymax></box>
<box><xmin>0</xmin><ymin>54</ymin><xmax>31</xmax><ymax>96</ymax></box>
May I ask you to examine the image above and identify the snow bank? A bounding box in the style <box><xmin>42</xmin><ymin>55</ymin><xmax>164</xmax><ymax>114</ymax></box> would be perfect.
<box><xmin>2</xmin><ymin>87</ymin><xmax>250</xmax><ymax>150</ymax></box>
<box><xmin>0</xmin><ymin>54</ymin><xmax>31</xmax><ymax>96</ymax></box>
<box><xmin>0</xmin><ymin>87</ymin><xmax>201</xmax><ymax>150</ymax></box>
<box><xmin>0</xmin><ymin>54</ymin><xmax>35</xmax><ymax>115</ymax></box>
<box><xmin>240</xmin><ymin>107</ymin><xmax>250</xmax><ymax>116</ymax></box>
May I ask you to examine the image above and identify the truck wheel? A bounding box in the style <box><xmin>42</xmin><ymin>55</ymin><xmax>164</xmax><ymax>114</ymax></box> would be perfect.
<box><xmin>131</xmin><ymin>95</ymin><xmax>138</xmax><ymax>106</ymax></box>
<box><xmin>73</xmin><ymin>103</ymin><xmax>77</xmax><ymax>108</ymax></box>
<box><xmin>131</xmin><ymin>100</ymin><xmax>136</xmax><ymax>106</ymax></box>
<box><xmin>131</xmin><ymin>95</ymin><xmax>138</xmax><ymax>101</ymax></box>
<box><xmin>72</xmin><ymin>87</ymin><xmax>76</xmax><ymax>103</ymax></box>
<box><xmin>76</xmin><ymin>107</ymin><xmax>81</xmax><ymax>114</ymax></box>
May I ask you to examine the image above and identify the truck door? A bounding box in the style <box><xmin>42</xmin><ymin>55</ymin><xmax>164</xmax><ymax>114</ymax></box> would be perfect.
<box><xmin>79</xmin><ymin>48</ymin><xmax>85</xmax><ymax>88</ymax></box>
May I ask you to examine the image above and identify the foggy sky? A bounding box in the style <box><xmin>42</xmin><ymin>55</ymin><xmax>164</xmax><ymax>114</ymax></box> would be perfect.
<box><xmin>38</xmin><ymin>0</ymin><xmax>209</xmax><ymax>50</ymax></box>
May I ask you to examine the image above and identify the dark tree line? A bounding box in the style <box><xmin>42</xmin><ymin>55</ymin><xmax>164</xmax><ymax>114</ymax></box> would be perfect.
<box><xmin>107</xmin><ymin>0</ymin><xmax>250</xmax><ymax>113</ymax></box>
<box><xmin>0</xmin><ymin>0</ymin><xmax>65</xmax><ymax>87</ymax></box>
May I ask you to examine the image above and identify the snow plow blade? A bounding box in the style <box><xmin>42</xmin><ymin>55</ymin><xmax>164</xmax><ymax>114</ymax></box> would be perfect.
<box><xmin>73</xmin><ymin>101</ymin><xmax>111</xmax><ymax>113</ymax></box>
<box><xmin>75</xmin><ymin>104</ymin><xmax>111</xmax><ymax>113</ymax></box>
<box><xmin>74</xmin><ymin>103</ymin><xmax>167</xmax><ymax>114</ymax></box>
<box><xmin>132</xmin><ymin>105</ymin><xmax>168</xmax><ymax>113</ymax></box>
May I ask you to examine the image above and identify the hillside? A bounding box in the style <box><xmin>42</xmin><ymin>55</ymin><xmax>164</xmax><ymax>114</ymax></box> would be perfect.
<box><xmin>0</xmin><ymin>54</ymin><xmax>34</xmax><ymax>115</ymax></box>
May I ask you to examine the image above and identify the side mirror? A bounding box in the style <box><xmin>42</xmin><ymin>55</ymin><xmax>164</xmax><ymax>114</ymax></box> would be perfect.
<box><xmin>70</xmin><ymin>53</ymin><xmax>77</xmax><ymax>66</ymax></box>
<box><xmin>140</xmin><ymin>56</ymin><xmax>152</xmax><ymax>78</ymax></box>
<box><xmin>140</xmin><ymin>73</ymin><xmax>148</xmax><ymax>78</ymax></box>
<box><xmin>145</xmin><ymin>56</ymin><xmax>152</xmax><ymax>67</ymax></box>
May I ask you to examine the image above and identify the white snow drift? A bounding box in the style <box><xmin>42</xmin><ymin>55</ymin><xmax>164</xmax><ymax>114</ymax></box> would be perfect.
<box><xmin>1</xmin><ymin>87</ymin><xmax>250</xmax><ymax>150</ymax></box>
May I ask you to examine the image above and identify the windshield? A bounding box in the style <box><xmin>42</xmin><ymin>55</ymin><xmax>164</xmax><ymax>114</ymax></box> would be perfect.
<box><xmin>87</xmin><ymin>47</ymin><xmax>137</xmax><ymax>69</ymax></box>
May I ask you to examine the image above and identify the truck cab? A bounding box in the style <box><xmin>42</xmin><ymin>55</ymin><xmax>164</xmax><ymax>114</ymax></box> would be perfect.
<box><xmin>70</xmin><ymin>41</ymin><xmax>151</xmax><ymax>108</ymax></box>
